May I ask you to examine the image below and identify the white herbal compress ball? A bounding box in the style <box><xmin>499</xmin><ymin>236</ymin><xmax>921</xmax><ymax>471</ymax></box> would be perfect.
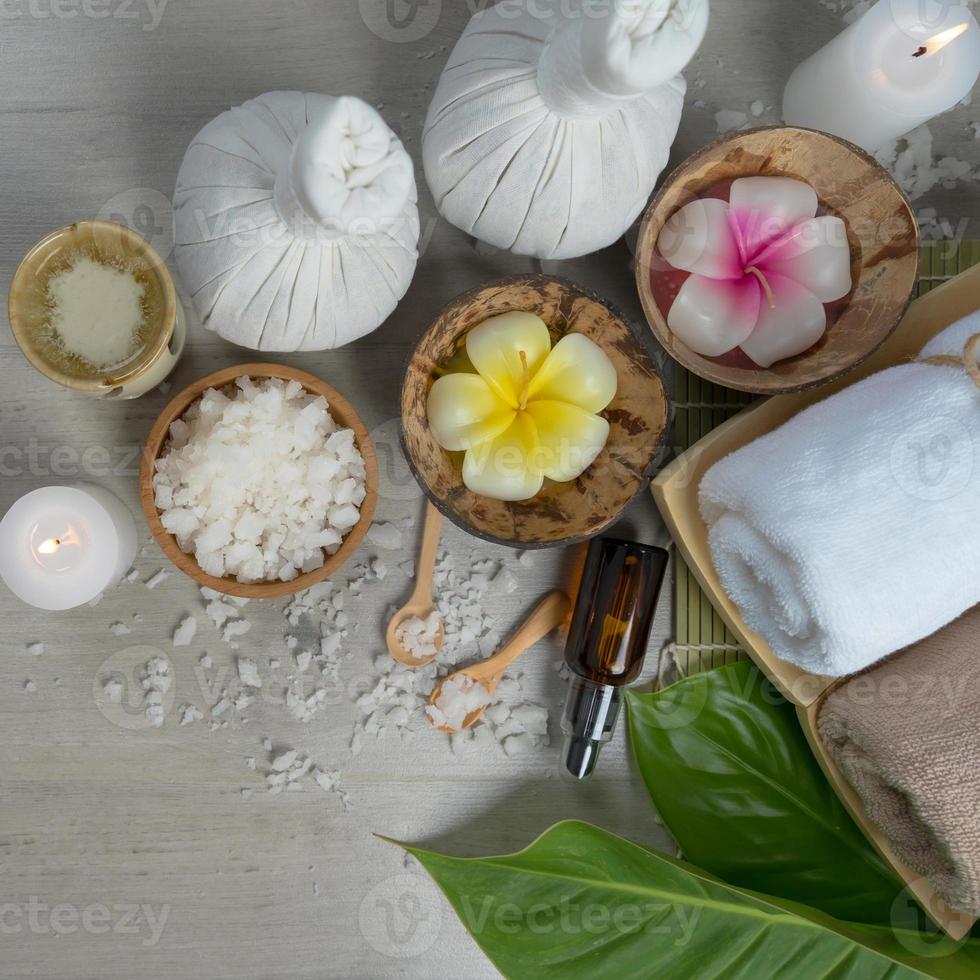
<box><xmin>423</xmin><ymin>0</ymin><xmax>709</xmax><ymax>260</ymax></box>
<box><xmin>173</xmin><ymin>92</ymin><xmax>419</xmax><ymax>351</ymax></box>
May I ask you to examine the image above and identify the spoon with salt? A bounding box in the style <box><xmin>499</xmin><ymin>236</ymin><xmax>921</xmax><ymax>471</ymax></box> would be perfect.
<box><xmin>428</xmin><ymin>590</ymin><xmax>571</xmax><ymax>733</ymax></box>
<box><xmin>386</xmin><ymin>501</ymin><xmax>445</xmax><ymax>668</ymax></box>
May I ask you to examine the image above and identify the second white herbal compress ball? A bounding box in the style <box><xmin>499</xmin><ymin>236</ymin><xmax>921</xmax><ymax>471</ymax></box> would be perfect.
<box><xmin>422</xmin><ymin>0</ymin><xmax>709</xmax><ymax>260</ymax></box>
<box><xmin>173</xmin><ymin>92</ymin><xmax>419</xmax><ymax>351</ymax></box>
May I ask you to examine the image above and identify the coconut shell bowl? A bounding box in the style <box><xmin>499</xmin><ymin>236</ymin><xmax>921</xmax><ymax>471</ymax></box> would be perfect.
<box><xmin>635</xmin><ymin>126</ymin><xmax>919</xmax><ymax>394</ymax></box>
<box><xmin>401</xmin><ymin>275</ymin><xmax>670</xmax><ymax>549</ymax></box>
<box><xmin>140</xmin><ymin>363</ymin><xmax>378</xmax><ymax>599</ymax></box>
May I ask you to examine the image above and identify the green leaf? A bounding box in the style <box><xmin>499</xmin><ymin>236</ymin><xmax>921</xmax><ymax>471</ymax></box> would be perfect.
<box><xmin>625</xmin><ymin>661</ymin><xmax>903</xmax><ymax>924</ymax></box>
<box><xmin>392</xmin><ymin>821</ymin><xmax>978</xmax><ymax>980</ymax></box>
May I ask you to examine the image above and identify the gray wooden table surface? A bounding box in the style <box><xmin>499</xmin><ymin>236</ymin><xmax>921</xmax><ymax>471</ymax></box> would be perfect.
<box><xmin>0</xmin><ymin>2</ymin><xmax>976</xmax><ymax>978</ymax></box>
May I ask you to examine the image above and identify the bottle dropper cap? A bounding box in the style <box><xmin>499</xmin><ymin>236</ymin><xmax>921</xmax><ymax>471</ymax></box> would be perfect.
<box><xmin>560</xmin><ymin>537</ymin><xmax>668</xmax><ymax>780</ymax></box>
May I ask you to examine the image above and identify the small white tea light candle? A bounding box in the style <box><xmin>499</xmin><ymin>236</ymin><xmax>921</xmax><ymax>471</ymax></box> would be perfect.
<box><xmin>0</xmin><ymin>485</ymin><xmax>137</xmax><ymax>610</ymax></box>
<box><xmin>783</xmin><ymin>0</ymin><xmax>980</xmax><ymax>152</ymax></box>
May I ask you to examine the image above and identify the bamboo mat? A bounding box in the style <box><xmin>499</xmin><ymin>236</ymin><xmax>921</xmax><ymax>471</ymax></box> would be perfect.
<box><xmin>669</xmin><ymin>240</ymin><xmax>980</xmax><ymax>676</ymax></box>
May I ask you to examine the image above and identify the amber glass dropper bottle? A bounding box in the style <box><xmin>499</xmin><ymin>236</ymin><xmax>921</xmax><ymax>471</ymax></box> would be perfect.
<box><xmin>561</xmin><ymin>536</ymin><xmax>669</xmax><ymax>779</ymax></box>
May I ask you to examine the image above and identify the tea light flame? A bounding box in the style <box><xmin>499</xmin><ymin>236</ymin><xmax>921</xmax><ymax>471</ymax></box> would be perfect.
<box><xmin>915</xmin><ymin>23</ymin><xmax>969</xmax><ymax>58</ymax></box>
<box><xmin>35</xmin><ymin>526</ymin><xmax>81</xmax><ymax>557</ymax></box>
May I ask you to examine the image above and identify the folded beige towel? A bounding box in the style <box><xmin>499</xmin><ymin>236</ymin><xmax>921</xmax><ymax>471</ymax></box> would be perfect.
<box><xmin>818</xmin><ymin>605</ymin><xmax>980</xmax><ymax>915</ymax></box>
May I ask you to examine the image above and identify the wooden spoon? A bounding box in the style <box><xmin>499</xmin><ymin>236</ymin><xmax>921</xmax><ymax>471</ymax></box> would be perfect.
<box><xmin>386</xmin><ymin>501</ymin><xmax>445</xmax><ymax>668</ymax></box>
<box><xmin>428</xmin><ymin>590</ymin><xmax>571</xmax><ymax>733</ymax></box>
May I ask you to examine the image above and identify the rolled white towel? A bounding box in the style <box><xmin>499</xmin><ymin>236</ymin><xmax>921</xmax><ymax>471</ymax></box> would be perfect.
<box><xmin>699</xmin><ymin>312</ymin><xmax>980</xmax><ymax>676</ymax></box>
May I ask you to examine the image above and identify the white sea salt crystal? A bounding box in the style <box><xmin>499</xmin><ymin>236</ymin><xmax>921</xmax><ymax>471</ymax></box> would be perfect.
<box><xmin>222</xmin><ymin>619</ymin><xmax>252</xmax><ymax>647</ymax></box>
<box><xmin>503</xmin><ymin>733</ymin><xmax>534</xmax><ymax>757</ymax></box>
<box><xmin>485</xmin><ymin>702</ymin><xmax>510</xmax><ymax>726</ymax></box>
<box><xmin>245</xmin><ymin>757</ymin><xmax>256</xmax><ymax>770</ymax></box>
<box><xmin>26</xmin><ymin>643</ymin><xmax>44</xmax><ymax>657</ymax></box>
<box><xmin>426</xmin><ymin>675</ymin><xmax>492</xmax><ymax>733</ymax></box>
<box><xmin>211</xmin><ymin>696</ymin><xmax>231</xmax><ymax>717</ymax></box>
<box><xmin>271</xmin><ymin>750</ymin><xmax>299</xmax><ymax>772</ymax></box>
<box><xmin>511</xmin><ymin>704</ymin><xmax>549</xmax><ymax>736</ymax></box>
<box><xmin>24</xmin><ymin>680</ymin><xmax>37</xmax><ymax>693</ymax></box>
<box><xmin>237</xmin><ymin>657</ymin><xmax>262</xmax><ymax>688</ymax></box>
<box><xmin>367</xmin><ymin>522</ymin><xmax>403</xmax><ymax>550</ymax></box>
<box><xmin>173</xmin><ymin>616</ymin><xmax>197</xmax><ymax>647</ymax></box>
<box><xmin>493</xmin><ymin>567</ymin><xmax>518</xmax><ymax>595</ymax></box>
<box><xmin>295</xmin><ymin>650</ymin><xmax>312</xmax><ymax>672</ymax></box>
<box><xmin>145</xmin><ymin>569</ymin><xmax>170</xmax><ymax>589</ymax></box>
<box><xmin>395</xmin><ymin>611</ymin><xmax>442</xmax><ymax>660</ymax></box>
<box><xmin>103</xmin><ymin>679</ymin><xmax>124</xmax><ymax>703</ymax></box>
<box><xmin>179</xmin><ymin>704</ymin><xmax>204</xmax><ymax>726</ymax></box>
<box><xmin>199</xmin><ymin>653</ymin><xmax>213</xmax><ymax>669</ymax></box>
<box><xmin>750</xmin><ymin>99</ymin><xmax>764</xmax><ymax>117</ymax></box>
<box><xmin>153</xmin><ymin>377</ymin><xmax>366</xmax><ymax>584</ymax></box>
<box><xmin>109</xmin><ymin>622</ymin><xmax>131</xmax><ymax>637</ymax></box>
<box><xmin>875</xmin><ymin>125</ymin><xmax>976</xmax><ymax>201</ymax></box>
<box><xmin>145</xmin><ymin>704</ymin><xmax>165</xmax><ymax>727</ymax></box>
<box><xmin>715</xmin><ymin>109</ymin><xmax>748</xmax><ymax>133</ymax></box>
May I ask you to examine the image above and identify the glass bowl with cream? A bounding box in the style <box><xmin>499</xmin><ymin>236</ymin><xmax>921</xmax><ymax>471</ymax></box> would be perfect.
<box><xmin>8</xmin><ymin>220</ymin><xmax>186</xmax><ymax>398</ymax></box>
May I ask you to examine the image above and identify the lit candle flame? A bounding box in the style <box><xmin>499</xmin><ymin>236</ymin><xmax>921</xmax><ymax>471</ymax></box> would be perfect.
<box><xmin>914</xmin><ymin>23</ymin><xmax>969</xmax><ymax>58</ymax></box>
<box><xmin>35</xmin><ymin>526</ymin><xmax>81</xmax><ymax>557</ymax></box>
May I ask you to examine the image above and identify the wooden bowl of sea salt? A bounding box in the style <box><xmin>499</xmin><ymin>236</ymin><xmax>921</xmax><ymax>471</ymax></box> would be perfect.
<box><xmin>140</xmin><ymin>363</ymin><xmax>378</xmax><ymax>599</ymax></box>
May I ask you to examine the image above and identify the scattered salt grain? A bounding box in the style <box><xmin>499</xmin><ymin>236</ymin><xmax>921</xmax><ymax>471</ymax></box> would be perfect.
<box><xmin>153</xmin><ymin>376</ymin><xmax>367</xmax><ymax>584</ymax></box>
<box><xmin>26</xmin><ymin>643</ymin><xmax>44</xmax><ymax>657</ymax></box>
<box><xmin>109</xmin><ymin>622</ymin><xmax>131</xmax><ymax>637</ymax></box>
<box><xmin>172</xmin><ymin>615</ymin><xmax>197</xmax><ymax>647</ymax></box>
<box><xmin>503</xmin><ymin>733</ymin><xmax>534</xmax><ymax>757</ymax></box>
<box><xmin>493</xmin><ymin>566</ymin><xmax>518</xmax><ymax>595</ymax></box>
<box><xmin>394</xmin><ymin>611</ymin><xmax>442</xmax><ymax>662</ymax></box>
<box><xmin>715</xmin><ymin>109</ymin><xmax>748</xmax><ymax>134</ymax></box>
<box><xmin>367</xmin><ymin>522</ymin><xmax>403</xmax><ymax>550</ymax></box>
<box><xmin>24</xmin><ymin>680</ymin><xmax>36</xmax><ymax>693</ymax></box>
<box><xmin>141</xmin><ymin>657</ymin><xmax>172</xmax><ymax>728</ymax></box>
<box><xmin>750</xmin><ymin>100</ymin><xmax>764</xmax><ymax>117</ymax></box>
<box><xmin>179</xmin><ymin>704</ymin><xmax>204</xmax><ymax>726</ymax></box>
<box><xmin>103</xmin><ymin>678</ymin><xmax>124</xmax><ymax>703</ymax></box>
<box><xmin>426</xmin><ymin>675</ymin><xmax>492</xmax><ymax>733</ymax></box>
<box><xmin>145</xmin><ymin>569</ymin><xmax>170</xmax><ymax>590</ymax></box>
<box><xmin>295</xmin><ymin>650</ymin><xmax>312</xmax><ymax>673</ymax></box>
<box><xmin>875</xmin><ymin>125</ymin><xmax>976</xmax><ymax>201</ymax></box>
<box><xmin>237</xmin><ymin>657</ymin><xmax>262</xmax><ymax>689</ymax></box>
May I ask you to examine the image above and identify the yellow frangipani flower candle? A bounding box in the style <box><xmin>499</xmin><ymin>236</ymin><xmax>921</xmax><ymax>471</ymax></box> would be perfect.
<box><xmin>426</xmin><ymin>312</ymin><xmax>618</xmax><ymax>501</ymax></box>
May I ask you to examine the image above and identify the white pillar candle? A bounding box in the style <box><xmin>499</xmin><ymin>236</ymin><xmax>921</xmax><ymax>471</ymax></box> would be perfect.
<box><xmin>783</xmin><ymin>0</ymin><xmax>980</xmax><ymax>152</ymax></box>
<box><xmin>0</xmin><ymin>484</ymin><xmax>137</xmax><ymax>610</ymax></box>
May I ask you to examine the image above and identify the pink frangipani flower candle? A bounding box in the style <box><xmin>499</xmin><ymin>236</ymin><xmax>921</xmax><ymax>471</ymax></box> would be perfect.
<box><xmin>657</xmin><ymin>176</ymin><xmax>853</xmax><ymax>367</ymax></box>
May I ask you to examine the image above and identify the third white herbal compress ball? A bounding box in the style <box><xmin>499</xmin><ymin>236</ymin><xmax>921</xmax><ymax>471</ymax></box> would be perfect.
<box><xmin>422</xmin><ymin>0</ymin><xmax>709</xmax><ymax>259</ymax></box>
<box><xmin>173</xmin><ymin>92</ymin><xmax>419</xmax><ymax>352</ymax></box>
